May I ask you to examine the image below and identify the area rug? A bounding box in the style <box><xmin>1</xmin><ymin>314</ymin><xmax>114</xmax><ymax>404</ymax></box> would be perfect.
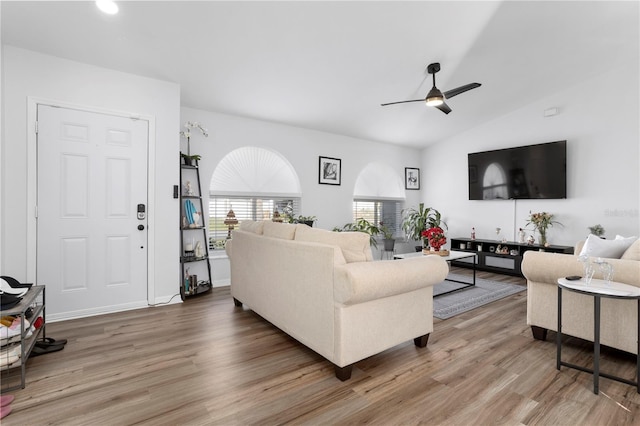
<box><xmin>433</xmin><ymin>274</ymin><xmax>526</xmax><ymax>319</ymax></box>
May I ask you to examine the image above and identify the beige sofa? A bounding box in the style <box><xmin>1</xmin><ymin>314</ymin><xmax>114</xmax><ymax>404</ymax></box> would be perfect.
<box><xmin>522</xmin><ymin>238</ymin><xmax>640</xmax><ymax>354</ymax></box>
<box><xmin>225</xmin><ymin>220</ymin><xmax>448</xmax><ymax>380</ymax></box>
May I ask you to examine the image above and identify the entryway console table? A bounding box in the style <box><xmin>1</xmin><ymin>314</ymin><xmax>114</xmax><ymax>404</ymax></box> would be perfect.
<box><xmin>450</xmin><ymin>237</ymin><xmax>573</xmax><ymax>277</ymax></box>
<box><xmin>557</xmin><ymin>278</ymin><xmax>640</xmax><ymax>394</ymax></box>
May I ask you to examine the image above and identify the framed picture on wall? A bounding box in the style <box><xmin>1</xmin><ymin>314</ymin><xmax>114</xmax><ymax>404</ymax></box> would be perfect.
<box><xmin>319</xmin><ymin>156</ymin><xmax>341</xmax><ymax>185</ymax></box>
<box><xmin>405</xmin><ymin>167</ymin><xmax>420</xmax><ymax>190</ymax></box>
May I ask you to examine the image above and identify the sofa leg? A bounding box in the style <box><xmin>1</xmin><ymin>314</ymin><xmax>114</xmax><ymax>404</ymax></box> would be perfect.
<box><xmin>233</xmin><ymin>298</ymin><xmax>242</xmax><ymax>307</ymax></box>
<box><xmin>334</xmin><ymin>364</ymin><xmax>353</xmax><ymax>381</ymax></box>
<box><xmin>531</xmin><ymin>326</ymin><xmax>548</xmax><ymax>341</ymax></box>
<box><xmin>414</xmin><ymin>333</ymin><xmax>430</xmax><ymax>348</ymax></box>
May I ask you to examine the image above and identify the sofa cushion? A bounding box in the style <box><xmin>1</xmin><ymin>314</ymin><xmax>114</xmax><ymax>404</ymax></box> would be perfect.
<box><xmin>621</xmin><ymin>238</ymin><xmax>640</xmax><ymax>261</ymax></box>
<box><xmin>263</xmin><ymin>221</ymin><xmax>297</xmax><ymax>240</ymax></box>
<box><xmin>239</xmin><ymin>220</ymin><xmax>264</xmax><ymax>235</ymax></box>
<box><xmin>578</xmin><ymin>234</ymin><xmax>638</xmax><ymax>259</ymax></box>
<box><xmin>294</xmin><ymin>225</ymin><xmax>372</xmax><ymax>263</ymax></box>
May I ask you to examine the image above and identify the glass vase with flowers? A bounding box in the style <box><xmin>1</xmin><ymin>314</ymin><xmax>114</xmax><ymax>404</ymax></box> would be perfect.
<box><xmin>526</xmin><ymin>211</ymin><xmax>562</xmax><ymax>247</ymax></box>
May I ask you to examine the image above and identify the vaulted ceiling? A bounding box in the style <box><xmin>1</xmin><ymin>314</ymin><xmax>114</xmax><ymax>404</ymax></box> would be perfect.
<box><xmin>2</xmin><ymin>1</ymin><xmax>638</xmax><ymax>148</ymax></box>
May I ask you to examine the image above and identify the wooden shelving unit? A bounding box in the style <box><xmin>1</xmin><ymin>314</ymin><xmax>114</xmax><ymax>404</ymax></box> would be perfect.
<box><xmin>179</xmin><ymin>155</ymin><xmax>212</xmax><ymax>300</ymax></box>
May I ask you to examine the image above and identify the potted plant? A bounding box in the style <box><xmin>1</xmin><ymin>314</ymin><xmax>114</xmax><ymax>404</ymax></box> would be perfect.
<box><xmin>422</xmin><ymin>227</ymin><xmax>447</xmax><ymax>253</ymax></box>
<box><xmin>401</xmin><ymin>203</ymin><xmax>447</xmax><ymax>251</ymax></box>
<box><xmin>588</xmin><ymin>224</ymin><xmax>605</xmax><ymax>238</ymax></box>
<box><xmin>333</xmin><ymin>217</ymin><xmax>381</xmax><ymax>248</ymax></box>
<box><xmin>380</xmin><ymin>223</ymin><xmax>395</xmax><ymax>251</ymax></box>
<box><xmin>296</xmin><ymin>215</ymin><xmax>317</xmax><ymax>227</ymax></box>
<box><xmin>180</xmin><ymin>153</ymin><xmax>201</xmax><ymax>166</ymax></box>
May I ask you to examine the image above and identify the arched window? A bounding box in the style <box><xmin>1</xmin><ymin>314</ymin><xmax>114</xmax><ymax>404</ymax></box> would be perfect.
<box><xmin>482</xmin><ymin>162</ymin><xmax>509</xmax><ymax>200</ymax></box>
<box><xmin>353</xmin><ymin>162</ymin><xmax>405</xmax><ymax>236</ymax></box>
<box><xmin>208</xmin><ymin>147</ymin><xmax>301</xmax><ymax>248</ymax></box>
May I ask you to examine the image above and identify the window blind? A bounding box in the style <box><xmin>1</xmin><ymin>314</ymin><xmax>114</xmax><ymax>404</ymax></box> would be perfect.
<box><xmin>208</xmin><ymin>196</ymin><xmax>300</xmax><ymax>249</ymax></box>
<box><xmin>353</xmin><ymin>199</ymin><xmax>403</xmax><ymax>237</ymax></box>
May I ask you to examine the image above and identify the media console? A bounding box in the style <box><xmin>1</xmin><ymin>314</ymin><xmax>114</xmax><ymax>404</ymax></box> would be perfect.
<box><xmin>449</xmin><ymin>237</ymin><xmax>574</xmax><ymax>276</ymax></box>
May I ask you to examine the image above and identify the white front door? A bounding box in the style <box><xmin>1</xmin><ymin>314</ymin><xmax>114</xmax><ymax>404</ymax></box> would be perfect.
<box><xmin>37</xmin><ymin>105</ymin><xmax>149</xmax><ymax>318</ymax></box>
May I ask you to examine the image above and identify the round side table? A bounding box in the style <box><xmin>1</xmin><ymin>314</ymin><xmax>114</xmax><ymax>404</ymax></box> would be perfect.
<box><xmin>557</xmin><ymin>277</ymin><xmax>640</xmax><ymax>394</ymax></box>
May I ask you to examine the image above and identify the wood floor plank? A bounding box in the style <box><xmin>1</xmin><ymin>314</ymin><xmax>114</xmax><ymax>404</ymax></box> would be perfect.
<box><xmin>3</xmin><ymin>269</ymin><xmax>640</xmax><ymax>425</ymax></box>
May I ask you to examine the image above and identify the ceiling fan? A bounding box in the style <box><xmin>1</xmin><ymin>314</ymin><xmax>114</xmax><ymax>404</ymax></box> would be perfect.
<box><xmin>381</xmin><ymin>62</ymin><xmax>481</xmax><ymax>114</ymax></box>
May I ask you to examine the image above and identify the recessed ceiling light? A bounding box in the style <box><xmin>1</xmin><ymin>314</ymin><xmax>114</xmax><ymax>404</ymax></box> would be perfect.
<box><xmin>96</xmin><ymin>0</ymin><xmax>119</xmax><ymax>15</ymax></box>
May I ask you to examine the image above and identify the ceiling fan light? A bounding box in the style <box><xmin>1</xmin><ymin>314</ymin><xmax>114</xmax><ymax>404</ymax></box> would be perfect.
<box><xmin>425</xmin><ymin>87</ymin><xmax>444</xmax><ymax>106</ymax></box>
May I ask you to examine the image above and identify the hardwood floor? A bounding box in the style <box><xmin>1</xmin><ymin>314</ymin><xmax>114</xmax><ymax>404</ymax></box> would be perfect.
<box><xmin>3</xmin><ymin>268</ymin><xmax>640</xmax><ymax>425</ymax></box>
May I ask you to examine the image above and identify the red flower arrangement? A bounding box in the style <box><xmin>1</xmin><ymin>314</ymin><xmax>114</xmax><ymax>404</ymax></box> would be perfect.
<box><xmin>422</xmin><ymin>227</ymin><xmax>447</xmax><ymax>251</ymax></box>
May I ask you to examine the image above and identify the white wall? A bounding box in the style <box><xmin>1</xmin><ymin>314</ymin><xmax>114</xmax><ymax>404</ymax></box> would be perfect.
<box><xmin>423</xmin><ymin>62</ymin><xmax>640</xmax><ymax>248</ymax></box>
<box><xmin>180</xmin><ymin>107</ymin><xmax>425</xmax><ymax>285</ymax></box>
<box><xmin>1</xmin><ymin>46</ymin><xmax>181</xmax><ymax>305</ymax></box>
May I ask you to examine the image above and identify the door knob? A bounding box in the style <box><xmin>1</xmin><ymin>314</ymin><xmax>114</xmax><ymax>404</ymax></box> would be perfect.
<box><xmin>138</xmin><ymin>225</ymin><xmax>145</xmax><ymax>231</ymax></box>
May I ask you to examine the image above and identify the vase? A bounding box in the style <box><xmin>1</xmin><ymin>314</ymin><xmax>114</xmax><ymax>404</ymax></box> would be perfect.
<box><xmin>538</xmin><ymin>228</ymin><xmax>547</xmax><ymax>247</ymax></box>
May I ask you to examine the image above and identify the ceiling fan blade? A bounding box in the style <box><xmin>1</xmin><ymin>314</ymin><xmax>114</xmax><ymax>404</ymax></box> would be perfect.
<box><xmin>381</xmin><ymin>99</ymin><xmax>424</xmax><ymax>107</ymax></box>
<box><xmin>443</xmin><ymin>83</ymin><xmax>481</xmax><ymax>99</ymax></box>
<box><xmin>435</xmin><ymin>102</ymin><xmax>452</xmax><ymax>115</ymax></box>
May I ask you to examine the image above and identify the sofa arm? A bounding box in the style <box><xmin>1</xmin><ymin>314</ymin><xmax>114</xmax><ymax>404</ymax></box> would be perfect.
<box><xmin>334</xmin><ymin>255</ymin><xmax>449</xmax><ymax>305</ymax></box>
<box><xmin>522</xmin><ymin>251</ymin><xmax>640</xmax><ymax>286</ymax></box>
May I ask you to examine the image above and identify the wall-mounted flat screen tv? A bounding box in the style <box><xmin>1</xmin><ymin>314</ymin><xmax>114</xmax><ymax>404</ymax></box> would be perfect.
<box><xmin>468</xmin><ymin>140</ymin><xmax>567</xmax><ymax>200</ymax></box>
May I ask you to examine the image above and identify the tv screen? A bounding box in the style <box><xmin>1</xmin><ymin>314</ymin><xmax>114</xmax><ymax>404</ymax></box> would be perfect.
<box><xmin>468</xmin><ymin>141</ymin><xmax>567</xmax><ymax>200</ymax></box>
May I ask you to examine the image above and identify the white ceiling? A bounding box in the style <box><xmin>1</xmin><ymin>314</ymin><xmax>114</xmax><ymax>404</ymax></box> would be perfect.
<box><xmin>2</xmin><ymin>1</ymin><xmax>638</xmax><ymax>148</ymax></box>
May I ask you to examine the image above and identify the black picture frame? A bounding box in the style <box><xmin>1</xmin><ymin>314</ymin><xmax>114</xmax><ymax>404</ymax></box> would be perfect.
<box><xmin>405</xmin><ymin>167</ymin><xmax>420</xmax><ymax>190</ymax></box>
<box><xmin>319</xmin><ymin>156</ymin><xmax>341</xmax><ymax>185</ymax></box>
<box><xmin>468</xmin><ymin>165</ymin><xmax>478</xmax><ymax>184</ymax></box>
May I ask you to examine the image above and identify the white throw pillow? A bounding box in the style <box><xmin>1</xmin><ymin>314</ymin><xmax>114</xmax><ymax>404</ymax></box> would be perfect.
<box><xmin>579</xmin><ymin>234</ymin><xmax>638</xmax><ymax>259</ymax></box>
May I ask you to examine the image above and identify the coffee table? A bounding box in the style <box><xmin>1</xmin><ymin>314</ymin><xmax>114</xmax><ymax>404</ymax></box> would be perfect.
<box><xmin>557</xmin><ymin>277</ymin><xmax>640</xmax><ymax>394</ymax></box>
<box><xmin>394</xmin><ymin>250</ymin><xmax>477</xmax><ymax>296</ymax></box>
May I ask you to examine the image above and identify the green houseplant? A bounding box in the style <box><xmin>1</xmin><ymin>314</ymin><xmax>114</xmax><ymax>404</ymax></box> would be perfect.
<box><xmin>401</xmin><ymin>203</ymin><xmax>447</xmax><ymax>250</ymax></box>
<box><xmin>380</xmin><ymin>223</ymin><xmax>395</xmax><ymax>251</ymax></box>
<box><xmin>296</xmin><ymin>215</ymin><xmax>317</xmax><ymax>227</ymax></box>
<box><xmin>333</xmin><ymin>218</ymin><xmax>381</xmax><ymax>248</ymax></box>
<box><xmin>180</xmin><ymin>153</ymin><xmax>201</xmax><ymax>166</ymax></box>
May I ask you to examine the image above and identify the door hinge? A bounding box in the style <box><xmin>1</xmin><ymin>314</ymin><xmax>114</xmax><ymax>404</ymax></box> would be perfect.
<box><xmin>34</xmin><ymin>121</ymin><xmax>38</xmax><ymax>134</ymax></box>
<box><xmin>34</xmin><ymin>205</ymin><xmax>38</xmax><ymax>218</ymax></box>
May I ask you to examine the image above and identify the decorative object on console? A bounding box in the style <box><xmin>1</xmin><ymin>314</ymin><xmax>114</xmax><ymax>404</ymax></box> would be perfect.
<box><xmin>405</xmin><ymin>167</ymin><xmax>420</xmax><ymax>190</ymax></box>
<box><xmin>224</xmin><ymin>209</ymin><xmax>239</xmax><ymax>239</ymax></box>
<box><xmin>495</xmin><ymin>227</ymin><xmax>507</xmax><ymax>243</ymax></box>
<box><xmin>272</xmin><ymin>209</ymin><xmax>284</xmax><ymax>222</ymax></box>
<box><xmin>527</xmin><ymin>234</ymin><xmax>535</xmax><ymax>245</ymax></box>
<box><xmin>471</xmin><ymin>227</ymin><xmax>476</xmax><ymax>240</ymax></box>
<box><xmin>518</xmin><ymin>228</ymin><xmax>526</xmax><ymax>243</ymax></box>
<box><xmin>588</xmin><ymin>224</ymin><xmax>605</xmax><ymax>238</ymax></box>
<box><xmin>526</xmin><ymin>211</ymin><xmax>562</xmax><ymax>247</ymax></box>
